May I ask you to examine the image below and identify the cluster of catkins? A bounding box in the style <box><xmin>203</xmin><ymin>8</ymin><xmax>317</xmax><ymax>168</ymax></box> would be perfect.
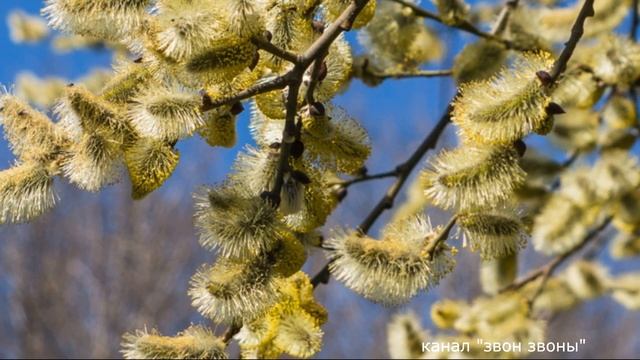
<box><xmin>381</xmin><ymin>0</ymin><xmax>640</xmax><ymax>357</ymax></box>
<box><xmin>5</xmin><ymin>0</ymin><xmax>640</xmax><ymax>358</ymax></box>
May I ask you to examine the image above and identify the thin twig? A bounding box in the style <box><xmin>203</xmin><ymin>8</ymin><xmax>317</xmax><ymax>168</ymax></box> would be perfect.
<box><xmin>330</xmin><ymin>169</ymin><xmax>400</xmax><ymax>188</ymax></box>
<box><xmin>251</xmin><ymin>36</ymin><xmax>301</xmax><ymax>64</ymax></box>
<box><xmin>424</xmin><ymin>216</ymin><xmax>458</xmax><ymax>261</ymax></box>
<box><xmin>388</xmin><ymin>0</ymin><xmax>516</xmax><ymax>49</ymax></box>
<box><xmin>548</xmin><ymin>0</ymin><xmax>595</xmax><ymax>84</ymax></box>
<box><xmin>503</xmin><ymin>217</ymin><xmax>612</xmax><ymax>294</ymax></box>
<box><xmin>201</xmin><ymin>74</ymin><xmax>290</xmax><ymax>111</ymax></box>
<box><xmin>312</xmin><ymin>106</ymin><xmax>452</xmax><ymax>287</ymax></box>
<box><xmin>490</xmin><ymin>0</ymin><xmax>520</xmax><ymax>36</ymax></box>
<box><xmin>267</xmin><ymin>0</ymin><xmax>373</xmax><ymax>203</ymax></box>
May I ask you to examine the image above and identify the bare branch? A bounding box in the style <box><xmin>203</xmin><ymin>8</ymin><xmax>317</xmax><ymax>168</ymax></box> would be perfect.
<box><xmin>548</xmin><ymin>0</ymin><xmax>595</xmax><ymax>84</ymax></box>
<box><xmin>503</xmin><ymin>217</ymin><xmax>612</xmax><ymax>294</ymax></box>
<box><xmin>251</xmin><ymin>36</ymin><xmax>301</xmax><ymax>64</ymax></box>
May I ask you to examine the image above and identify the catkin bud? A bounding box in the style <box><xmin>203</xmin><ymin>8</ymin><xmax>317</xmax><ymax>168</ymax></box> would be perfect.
<box><xmin>0</xmin><ymin>162</ymin><xmax>56</xmax><ymax>224</ymax></box>
<box><xmin>7</xmin><ymin>10</ymin><xmax>49</xmax><ymax>43</ymax></box>
<box><xmin>124</xmin><ymin>138</ymin><xmax>180</xmax><ymax>199</ymax></box>
<box><xmin>458</xmin><ymin>210</ymin><xmax>528</xmax><ymax>260</ymax></box>
<box><xmin>61</xmin><ymin>132</ymin><xmax>123</xmax><ymax>192</ymax></box>
<box><xmin>326</xmin><ymin>215</ymin><xmax>456</xmax><ymax>305</ymax></box>
<box><xmin>452</xmin><ymin>52</ymin><xmax>554</xmax><ymax>145</ymax></box>
<box><xmin>43</xmin><ymin>0</ymin><xmax>150</xmax><ymax>41</ymax></box>
<box><xmin>0</xmin><ymin>94</ymin><xmax>67</xmax><ymax>162</ymax></box>
<box><xmin>128</xmin><ymin>85</ymin><xmax>204</xmax><ymax>141</ymax></box>
<box><xmin>421</xmin><ymin>145</ymin><xmax>525</xmax><ymax>211</ymax></box>
<box><xmin>189</xmin><ymin>256</ymin><xmax>281</xmax><ymax>323</ymax></box>
<box><xmin>194</xmin><ymin>185</ymin><xmax>286</xmax><ymax>258</ymax></box>
<box><xmin>121</xmin><ymin>325</ymin><xmax>227</xmax><ymax>360</ymax></box>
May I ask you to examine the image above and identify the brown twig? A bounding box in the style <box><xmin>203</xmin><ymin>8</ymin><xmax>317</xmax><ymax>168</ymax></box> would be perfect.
<box><xmin>491</xmin><ymin>0</ymin><xmax>520</xmax><ymax>36</ymax></box>
<box><xmin>330</xmin><ymin>169</ymin><xmax>400</xmax><ymax>188</ymax></box>
<box><xmin>548</xmin><ymin>0</ymin><xmax>595</xmax><ymax>84</ymax></box>
<box><xmin>388</xmin><ymin>0</ymin><xmax>517</xmax><ymax>49</ymax></box>
<box><xmin>503</xmin><ymin>217</ymin><xmax>612</xmax><ymax>294</ymax></box>
<box><xmin>311</xmin><ymin>105</ymin><xmax>452</xmax><ymax>287</ymax></box>
<box><xmin>265</xmin><ymin>0</ymin><xmax>373</xmax><ymax>204</ymax></box>
<box><xmin>251</xmin><ymin>36</ymin><xmax>301</xmax><ymax>64</ymax></box>
<box><xmin>424</xmin><ymin>216</ymin><xmax>458</xmax><ymax>261</ymax></box>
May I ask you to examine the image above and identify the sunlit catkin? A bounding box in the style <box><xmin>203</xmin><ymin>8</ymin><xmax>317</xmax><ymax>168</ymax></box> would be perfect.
<box><xmin>121</xmin><ymin>325</ymin><xmax>227</xmax><ymax>360</ymax></box>
<box><xmin>56</xmin><ymin>85</ymin><xmax>133</xmax><ymax>144</ymax></box>
<box><xmin>61</xmin><ymin>132</ymin><xmax>123</xmax><ymax>192</ymax></box>
<box><xmin>0</xmin><ymin>94</ymin><xmax>67</xmax><ymax>162</ymax></box>
<box><xmin>188</xmin><ymin>257</ymin><xmax>281</xmax><ymax>323</ymax></box>
<box><xmin>452</xmin><ymin>52</ymin><xmax>555</xmax><ymax>145</ymax></box>
<box><xmin>42</xmin><ymin>0</ymin><xmax>150</xmax><ymax>40</ymax></box>
<box><xmin>128</xmin><ymin>85</ymin><xmax>203</xmax><ymax>141</ymax></box>
<box><xmin>421</xmin><ymin>145</ymin><xmax>525</xmax><ymax>211</ymax></box>
<box><xmin>193</xmin><ymin>185</ymin><xmax>285</xmax><ymax>258</ymax></box>
<box><xmin>326</xmin><ymin>215</ymin><xmax>456</xmax><ymax>304</ymax></box>
<box><xmin>387</xmin><ymin>312</ymin><xmax>429</xmax><ymax>359</ymax></box>
<box><xmin>0</xmin><ymin>162</ymin><xmax>56</xmax><ymax>224</ymax></box>
<box><xmin>124</xmin><ymin>138</ymin><xmax>180</xmax><ymax>199</ymax></box>
<box><xmin>458</xmin><ymin>210</ymin><xmax>528</xmax><ymax>260</ymax></box>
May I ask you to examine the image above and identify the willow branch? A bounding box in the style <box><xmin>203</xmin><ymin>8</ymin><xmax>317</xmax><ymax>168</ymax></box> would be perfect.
<box><xmin>251</xmin><ymin>36</ymin><xmax>301</xmax><ymax>64</ymax></box>
<box><xmin>330</xmin><ymin>169</ymin><xmax>400</xmax><ymax>188</ymax></box>
<box><xmin>491</xmin><ymin>0</ymin><xmax>520</xmax><ymax>36</ymax></box>
<box><xmin>360</xmin><ymin>68</ymin><xmax>453</xmax><ymax>81</ymax></box>
<box><xmin>201</xmin><ymin>74</ymin><xmax>290</xmax><ymax>111</ymax></box>
<box><xmin>503</xmin><ymin>217</ymin><xmax>612</xmax><ymax>294</ymax></box>
<box><xmin>388</xmin><ymin>0</ymin><xmax>514</xmax><ymax>48</ymax></box>
<box><xmin>267</xmin><ymin>0</ymin><xmax>372</xmax><ymax>203</ymax></box>
<box><xmin>548</xmin><ymin>0</ymin><xmax>595</xmax><ymax>84</ymax></box>
<box><xmin>311</xmin><ymin>106</ymin><xmax>452</xmax><ymax>287</ymax></box>
<box><xmin>424</xmin><ymin>216</ymin><xmax>458</xmax><ymax>261</ymax></box>
<box><xmin>305</xmin><ymin>49</ymin><xmax>328</xmax><ymax>105</ymax></box>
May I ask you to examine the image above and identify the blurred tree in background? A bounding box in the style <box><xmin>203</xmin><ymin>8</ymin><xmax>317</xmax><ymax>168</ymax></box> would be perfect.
<box><xmin>1</xmin><ymin>0</ymin><xmax>640</xmax><ymax>358</ymax></box>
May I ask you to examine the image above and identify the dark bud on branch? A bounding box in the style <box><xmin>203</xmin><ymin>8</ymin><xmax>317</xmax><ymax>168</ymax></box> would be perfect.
<box><xmin>263</xmin><ymin>30</ymin><xmax>273</xmax><ymax>42</ymax></box>
<box><xmin>546</xmin><ymin>102</ymin><xmax>566</xmax><ymax>115</ymax></box>
<box><xmin>230</xmin><ymin>101</ymin><xmax>245</xmax><ymax>115</ymax></box>
<box><xmin>513</xmin><ymin>139</ymin><xmax>527</xmax><ymax>157</ymax></box>
<box><xmin>290</xmin><ymin>140</ymin><xmax>305</xmax><ymax>158</ymax></box>
<box><xmin>312</xmin><ymin>20</ymin><xmax>325</xmax><ymax>34</ymax></box>
<box><xmin>249</xmin><ymin>52</ymin><xmax>260</xmax><ymax>70</ymax></box>
<box><xmin>536</xmin><ymin>70</ymin><xmax>553</xmax><ymax>86</ymax></box>
<box><xmin>318</xmin><ymin>61</ymin><xmax>328</xmax><ymax>82</ymax></box>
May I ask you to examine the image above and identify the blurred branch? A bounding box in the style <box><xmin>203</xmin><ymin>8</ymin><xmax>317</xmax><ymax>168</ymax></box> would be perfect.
<box><xmin>388</xmin><ymin>0</ymin><xmax>519</xmax><ymax>49</ymax></box>
<box><xmin>503</xmin><ymin>217</ymin><xmax>612</xmax><ymax>295</ymax></box>
<box><xmin>491</xmin><ymin>0</ymin><xmax>520</xmax><ymax>36</ymax></box>
<box><xmin>631</xmin><ymin>0</ymin><xmax>639</xmax><ymax>41</ymax></box>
